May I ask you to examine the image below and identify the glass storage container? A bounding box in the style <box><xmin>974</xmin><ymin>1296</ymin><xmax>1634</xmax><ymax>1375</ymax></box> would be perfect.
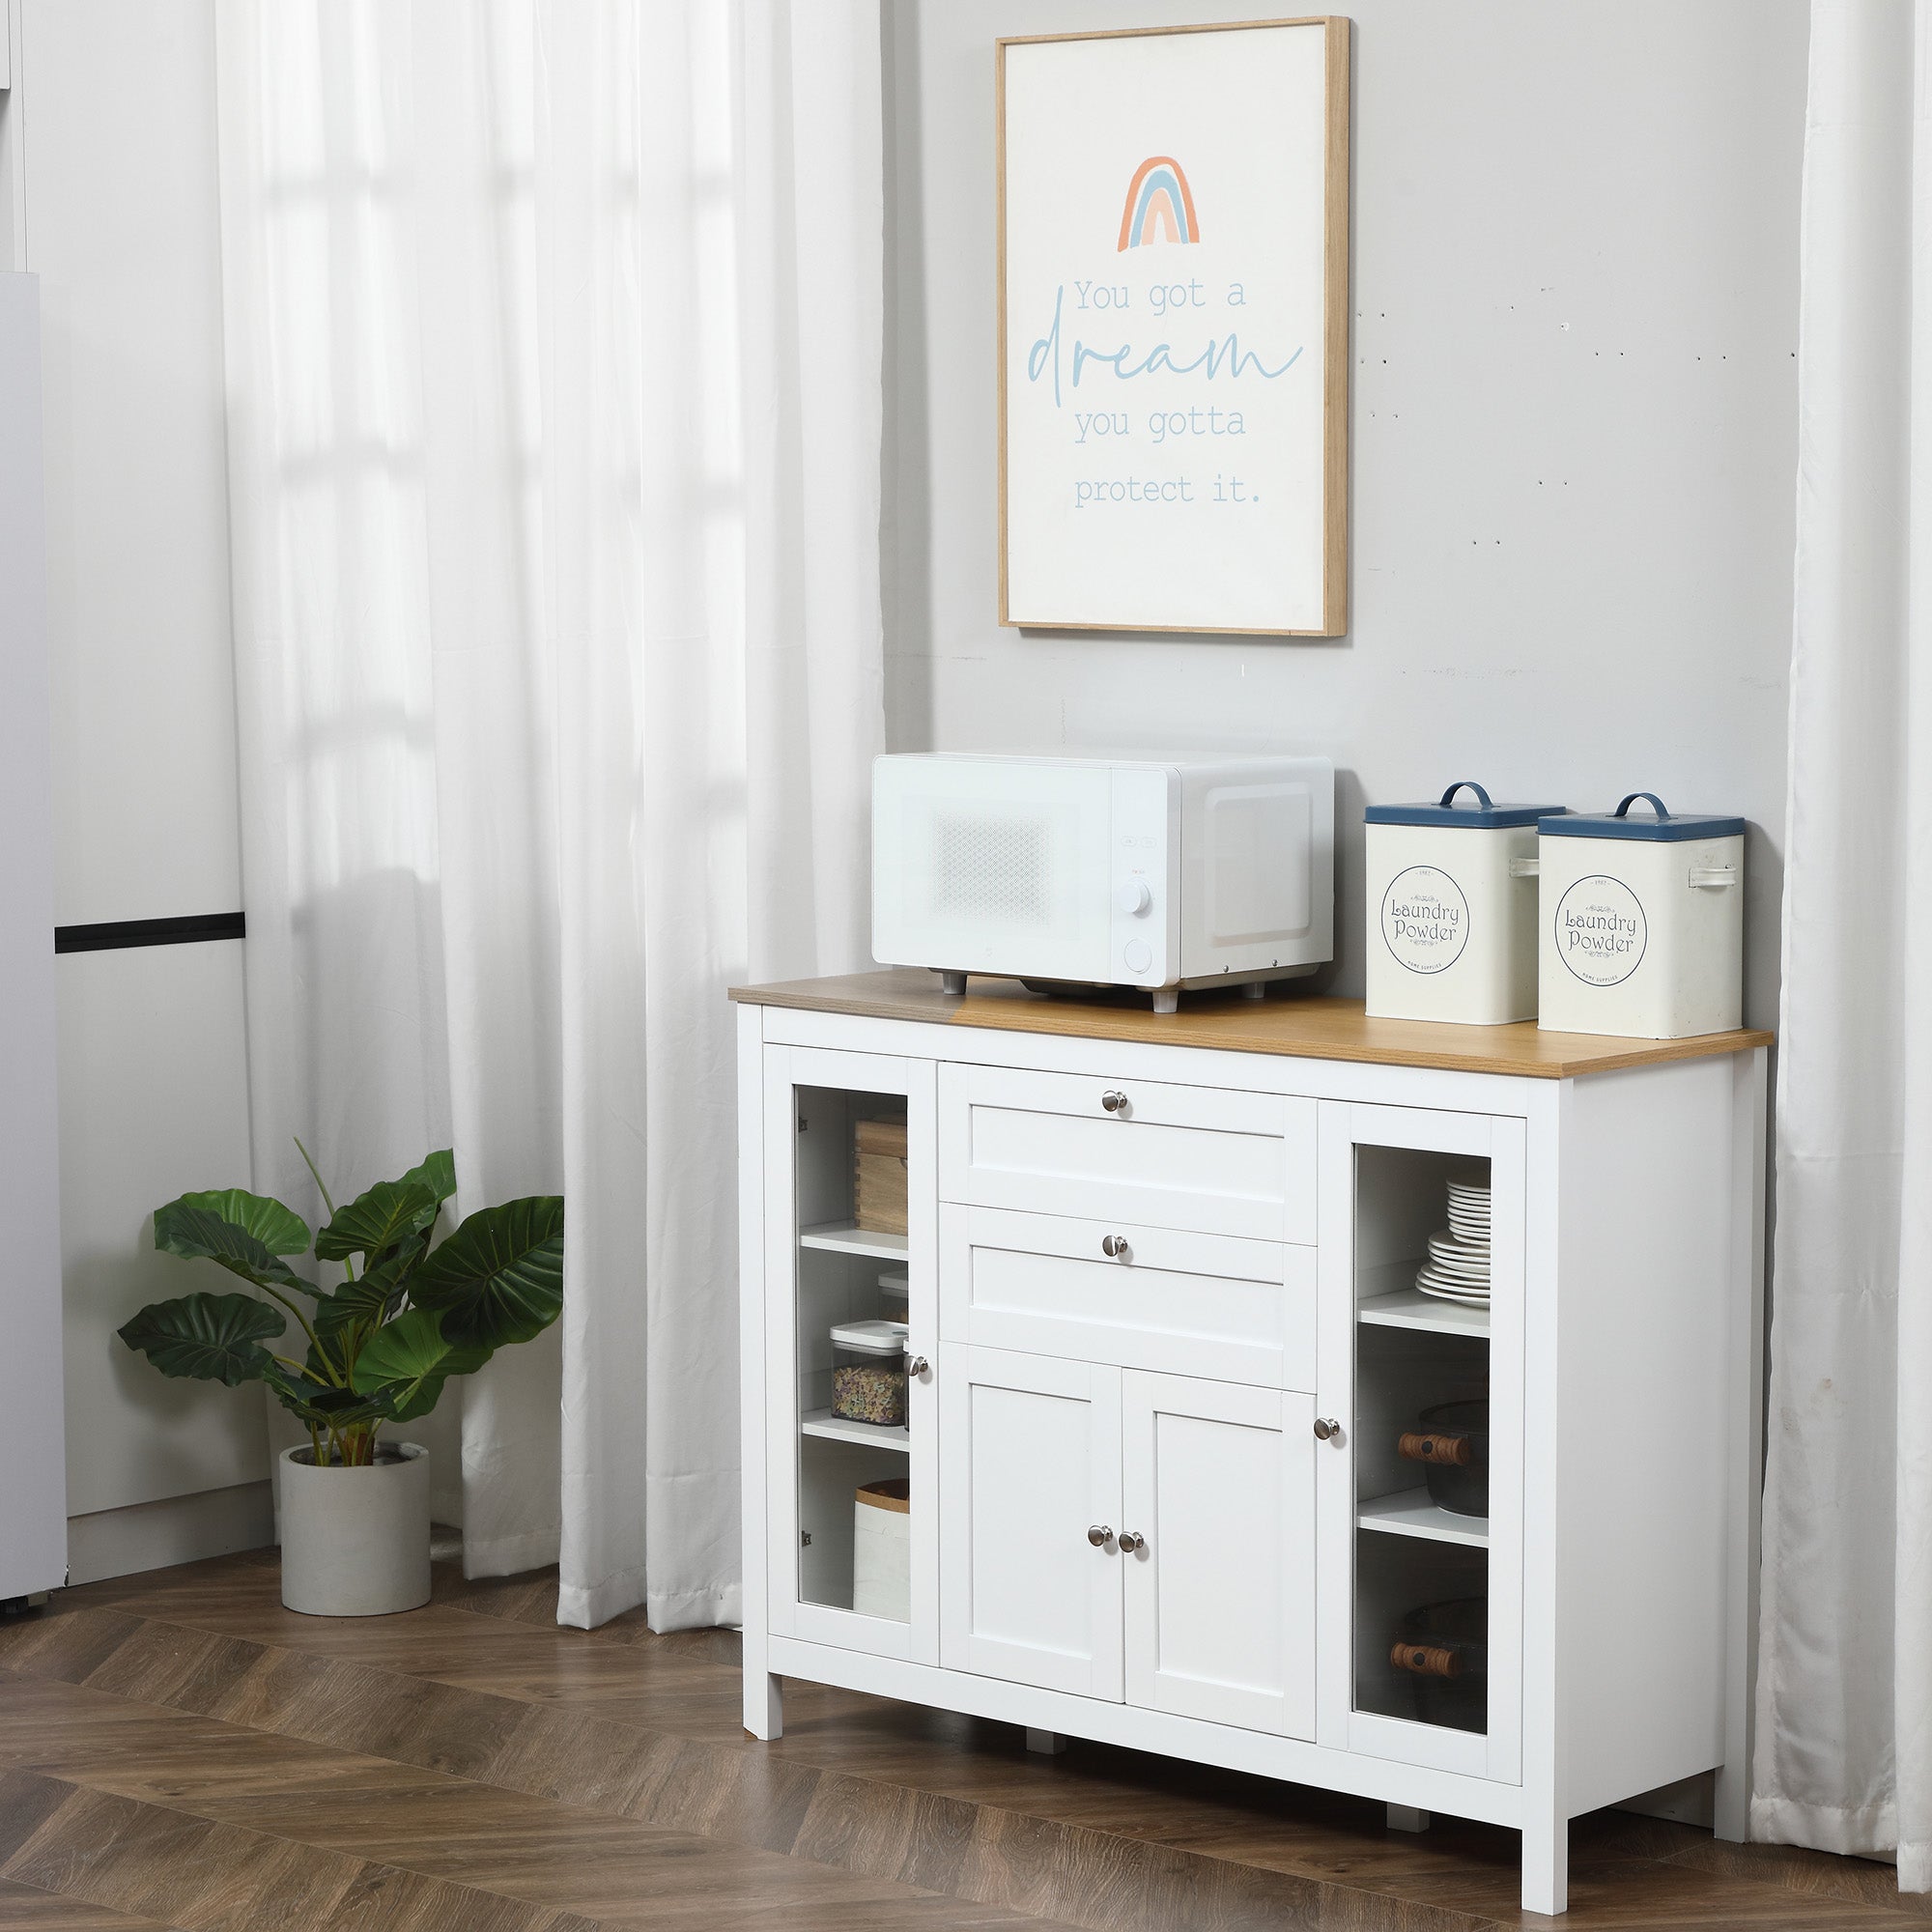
<box><xmin>829</xmin><ymin>1319</ymin><xmax>908</xmax><ymax>1427</ymax></box>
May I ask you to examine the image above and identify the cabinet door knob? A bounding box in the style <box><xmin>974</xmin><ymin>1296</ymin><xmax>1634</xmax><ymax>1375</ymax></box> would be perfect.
<box><xmin>1100</xmin><ymin>1089</ymin><xmax>1128</xmax><ymax>1114</ymax></box>
<box><xmin>1314</xmin><ymin>1416</ymin><xmax>1343</xmax><ymax>1442</ymax></box>
<box><xmin>906</xmin><ymin>1355</ymin><xmax>930</xmax><ymax>1379</ymax></box>
<box><xmin>1117</xmin><ymin>1530</ymin><xmax>1147</xmax><ymax>1554</ymax></box>
<box><xmin>1100</xmin><ymin>1233</ymin><xmax>1131</xmax><ymax>1260</ymax></box>
<box><xmin>1087</xmin><ymin>1524</ymin><xmax>1115</xmax><ymax>1548</ymax></box>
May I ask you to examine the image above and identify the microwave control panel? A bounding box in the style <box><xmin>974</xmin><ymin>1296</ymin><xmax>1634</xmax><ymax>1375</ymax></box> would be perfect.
<box><xmin>1109</xmin><ymin>765</ymin><xmax>1180</xmax><ymax>987</ymax></box>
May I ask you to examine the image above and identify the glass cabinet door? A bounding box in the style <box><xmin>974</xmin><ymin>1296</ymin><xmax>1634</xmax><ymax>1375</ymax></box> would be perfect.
<box><xmin>762</xmin><ymin>1043</ymin><xmax>937</xmax><ymax>1662</ymax></box>
<box><xmin>1316</xmin><ymin>1101</ymin><xmax>1525</xmax><ymax>1783</ymax></box>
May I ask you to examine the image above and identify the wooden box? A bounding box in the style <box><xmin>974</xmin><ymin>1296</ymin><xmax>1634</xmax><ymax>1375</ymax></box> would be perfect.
<box><xmin>854</xmin><ymin>1114</ymin><xmax>908</xmax><ymax>1235</ymax></box>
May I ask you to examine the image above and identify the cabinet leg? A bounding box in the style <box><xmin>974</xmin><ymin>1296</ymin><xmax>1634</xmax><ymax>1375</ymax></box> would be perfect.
<box><xmin>1520</xmin><ymin>1814</ymin><xmax>1569</xmax><ymax>1916</ymax></box>
<box><xmin>1386</xmin><ymin>1804</ymin><xmax>1431</xmax><ymax>1833</ymax></box>
<box><xmin>744</xmin><ymin>1670</ymin><xmax>782</xmax><ymax>1742</ymax></box>
<box><xmin>1025</xmin><ymin>1728</ymin><xmax>1066</xmax><ymax>1755</ymax></box>
<box><xmin>1713</xmin><ymin>1761</ymin><xmax>1748</xmax><ymax>1843</ymax></box>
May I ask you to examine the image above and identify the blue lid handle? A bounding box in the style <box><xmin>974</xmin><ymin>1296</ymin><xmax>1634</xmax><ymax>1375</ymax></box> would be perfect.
<box><xmin>1614</xmin><ymin>792</ymin><xmax>1670</xmax><ymax>821</ymax></box>
<box><xmin>1438</xmin><ymin>781</ymin><xmax>1494</xmax><ymax>811</ymax></box>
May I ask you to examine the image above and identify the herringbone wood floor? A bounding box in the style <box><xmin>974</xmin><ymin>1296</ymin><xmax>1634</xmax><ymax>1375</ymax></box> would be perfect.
<box><xmin>0</xmin><ymin>1548</ymin><xmax>1917</xmax><ymax>1930</ymax></box>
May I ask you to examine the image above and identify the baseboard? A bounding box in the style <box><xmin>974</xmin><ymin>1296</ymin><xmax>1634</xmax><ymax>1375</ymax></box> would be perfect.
<box><xmin>66</xmin><ymin>1480</ymin><xmax>274</xmax><ymax>1586</ymax></box>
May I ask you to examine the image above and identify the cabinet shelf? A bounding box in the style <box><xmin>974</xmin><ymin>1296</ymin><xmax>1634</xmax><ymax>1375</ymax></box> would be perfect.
<box><xmin>801</xmin><ymin>1407</ymin><xmax>910</xmax><ymax>1452</ymax></box>
<box><xmin>1357</xmin><ymin>1286</ymin><xmax>1490</xmax><ymax>1338</ymax></box>
<box><xmin>800</xmin><ymin>1222</ymin><xmax>908</xmax><ymax>1261</ymax></box>
<box><xmin>1357</xmin><ymin>1488</ymin><xmax>1489</xmax><ymax>1548</ymax></box>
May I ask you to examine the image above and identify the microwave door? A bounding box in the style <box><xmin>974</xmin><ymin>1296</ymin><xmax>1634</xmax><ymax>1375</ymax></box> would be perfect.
<box><xmin>885</xmin><ymin>763</ymin><xmax>1112</xmax><ymax>983</ymax></box>
<box><xmin>1179</xmin><ymin>765</ymin><xmax>1329</xmax><ymax>980</ymax></box>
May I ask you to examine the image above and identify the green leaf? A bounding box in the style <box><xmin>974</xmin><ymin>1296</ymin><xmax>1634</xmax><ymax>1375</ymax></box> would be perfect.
<box><xmin>300</xmin><ymin>1335</ymin><xmax>341</xmax><ymax>1382</ymax></box>
<box><xmin>351</xmin><ymin>1306</ymin><xmax>491</xmax><ymax>1422</ymax></box>
<box><xmin>303</xmin><ymin>1384</ymin><xmax>396</xmax><ymax>1425</ymax></box>
<box><xmin>178</xmin><ymin>1189</ymin><xmax>311</xmax><ymax>1256</ymax></box>
<box><xmin>263</xmin><ymin>1366</ymin><xmax>393</xmax><ymax>1433</ymax></box>
<box><xmin>262</xmin><ymin>1364</ymin><xmax>331</xmax><ymax>1420</ymax></box>
<box><xmin>265</xmin><ymin>1382</ymin><xmax>320</xmax><ymax>1427</ymax></box>
<box><xmin>315</xmin><ymin>1181</ymin><xmax>440</xmax><ymax>1263</ymax></box>
<box><xmin>397</xmin><ymin>1149</ymin><xmax>457</xmax><ymax>1206</ymax></box>
<box><xmin>117</xmin><ymin>1292</ymin><xmax>284</xmax><ymax>1385</ymax></box>
<box><xmin>312</xmin><ymin>1263</ymin><xmax>407</xmax><ymax>1337</ymax></box>
<box><xmin>154</xmin><ymin>1202</ymin><xmax>319</xmax><ymax>1295</ymax></box>
<box><xmin>411</xmin><ymin>1196</ymin><xmax>564</xmax><ymax>1350</ymax></box>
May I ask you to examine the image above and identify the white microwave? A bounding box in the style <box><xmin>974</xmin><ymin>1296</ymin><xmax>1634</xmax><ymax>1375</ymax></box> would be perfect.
<box><xmin>871</xmin><ymin>753</ymin><xmax>1333</xmax><ymax>1011</ymax></box>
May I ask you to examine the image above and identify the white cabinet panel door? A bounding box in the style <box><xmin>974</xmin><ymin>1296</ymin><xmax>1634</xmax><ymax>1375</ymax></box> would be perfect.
<box><xmin>762</xmin><ymin>1044</ymin><xmax>939</xmax><ymax>1664</ymax></box>
<box><xmin>1314</xmin><ymin>1100</ymin><xmax>1524</xmax><ymax>1785</ymax></box>
<box><xmin>1122</xmin><ymin>1373</ymin><xmax>1316</xmax><ymax>1738</ymax></box>
<box><xmin>940</xmin><ymin>1345</ymin><xmax>1123</xmax><ymax>1699</ymax></box>
<box><xmin>939</xmin><ymin>1063</ymin><xmax>1314</xmax><ymax>1241</ymax></box>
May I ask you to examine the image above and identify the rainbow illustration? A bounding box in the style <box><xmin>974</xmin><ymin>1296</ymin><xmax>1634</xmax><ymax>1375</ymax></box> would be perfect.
<box><xmin>1117</xmin><ymin>156</ymin><xmax>1201</xmax><ymax>251</ymax></box>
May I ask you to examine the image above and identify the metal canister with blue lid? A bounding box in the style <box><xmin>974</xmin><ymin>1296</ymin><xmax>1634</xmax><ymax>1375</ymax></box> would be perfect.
<box><xmin>1364</xmin><ymin>781</ymin><xmax>1569</xmax><ymax>1024</ymax></box>
<box><xmin>1535</xmin><ymin>793</ymin><xmax>1745</xmax><ymax>1038</ymax></box>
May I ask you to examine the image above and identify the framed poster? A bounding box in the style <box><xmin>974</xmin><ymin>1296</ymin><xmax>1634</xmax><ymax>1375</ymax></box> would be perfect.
<box><xmin>997</xmin><ymin>17</ymin><xmax>1350</xmax><ymax>636</ymax></box>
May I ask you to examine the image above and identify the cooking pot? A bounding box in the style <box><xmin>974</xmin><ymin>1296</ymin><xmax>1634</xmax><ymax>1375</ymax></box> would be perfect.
<box><xmin>1389</xmin><ymin>1596</ymin><xmax>1487</xmax><ymax>1733</ymax></box>
<box><xmin>1397</xmin><ymin>1398</ymin><xmax>1489</xmax><ymax>1517</ymax></box>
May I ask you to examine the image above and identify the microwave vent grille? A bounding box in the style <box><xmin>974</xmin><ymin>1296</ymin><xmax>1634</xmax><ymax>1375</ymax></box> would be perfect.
<box><xmin>933</xmin><ymin>812</ymin><xmax>1048</xmax><ymax>924</ymax></box>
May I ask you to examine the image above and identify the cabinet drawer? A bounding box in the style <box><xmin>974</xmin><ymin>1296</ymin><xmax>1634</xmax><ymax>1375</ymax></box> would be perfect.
<box><xmin>941</xmin><ymin>1205</ymin><xmax>1316</xmax><ymax>1389</ymax></box>
<box><xmin>939</xmin><ymin>1065</ymin><xmax>1316</xmax><ymax>1242</ymax></box>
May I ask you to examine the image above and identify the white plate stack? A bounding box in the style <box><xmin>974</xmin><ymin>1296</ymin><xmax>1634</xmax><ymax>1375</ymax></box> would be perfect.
<box><xmin>1416</xmin><ymin>1179</ymin><xmax>1491</xmax><ymax>1305</ymax></box>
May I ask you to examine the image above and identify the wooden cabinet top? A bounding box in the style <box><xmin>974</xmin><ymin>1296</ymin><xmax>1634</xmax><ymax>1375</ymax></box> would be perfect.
<box><xmin>729</xmin><ymin>970</ymin><xmax>1773</xmax><ymax>1081</ymax></box>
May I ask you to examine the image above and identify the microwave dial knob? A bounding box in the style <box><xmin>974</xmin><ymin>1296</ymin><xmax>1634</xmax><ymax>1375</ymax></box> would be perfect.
<box><xmin>1116</xmin><ymin>878</ymin><xmax>1152</xmax><ymax>916</ymax></box>
<box><xmin>1122</xmin><ymin>939</ymin><xmax>1152</xmax><ymax>974</ymax></box>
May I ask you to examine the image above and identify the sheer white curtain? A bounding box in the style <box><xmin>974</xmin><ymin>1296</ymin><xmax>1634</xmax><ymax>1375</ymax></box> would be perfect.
<box><xmin>1754</xmin><ymin>0</ymin><xmax>1932</xmax><ymax>1889</ymax></box>
<box><xmin>214</xmin><ymin>0</ymin><xmax>883</xmax><ymax>1628</ymax></box>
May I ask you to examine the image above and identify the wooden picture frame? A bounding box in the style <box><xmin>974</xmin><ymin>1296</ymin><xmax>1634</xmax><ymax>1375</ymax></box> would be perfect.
<box><xmin>996</xmin><ymin>17</ymin><xmax>1351</xmax><ymax>637</ymax></box>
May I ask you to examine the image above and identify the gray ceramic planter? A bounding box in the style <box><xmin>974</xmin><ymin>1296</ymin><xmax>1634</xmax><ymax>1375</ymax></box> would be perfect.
<box><xmin>278</xmin><ymin>1442</ymin><xmax>431</xmax><ymax>1616</ymax></box>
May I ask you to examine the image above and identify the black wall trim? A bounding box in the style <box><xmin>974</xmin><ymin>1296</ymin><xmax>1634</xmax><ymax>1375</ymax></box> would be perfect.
<box><xmin>54</xmin><ymin>912</ymin><xmax>246</xmax><ymax>954</ymax></box>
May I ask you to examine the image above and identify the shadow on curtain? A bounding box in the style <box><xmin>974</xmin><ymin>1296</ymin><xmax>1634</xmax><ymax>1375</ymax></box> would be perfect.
<box><xmin>213</xmin><ymin>0</ymin><xmax>883</xmax><ymax>1628</ymax></box>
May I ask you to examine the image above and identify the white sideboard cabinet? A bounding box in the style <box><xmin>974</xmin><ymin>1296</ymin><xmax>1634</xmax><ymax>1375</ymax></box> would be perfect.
<box><xmin>733</xmin><ymin>971</ymin><xmax>1772</xmax><ymax>1916</ymax></box>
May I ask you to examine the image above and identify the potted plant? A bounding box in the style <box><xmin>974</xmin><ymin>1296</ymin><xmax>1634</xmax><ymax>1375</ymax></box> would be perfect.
<box><xmin>117</xmin><ymin>1144</ymin><xmax>563</xmax><ymax>1616</ymax></box>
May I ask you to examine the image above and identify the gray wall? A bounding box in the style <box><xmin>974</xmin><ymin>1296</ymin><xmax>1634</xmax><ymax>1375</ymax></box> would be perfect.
<box><xmin>883</xmin><ymin>0</ymin><xmax>1807</xmax><ymax>1026</ymax></box>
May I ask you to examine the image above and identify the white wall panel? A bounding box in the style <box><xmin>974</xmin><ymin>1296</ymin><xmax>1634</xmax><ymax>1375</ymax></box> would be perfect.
<box><xmin>16</xmin><ymin>0</ymin><xmax>264</xmax><ymax>1575</ymax></box>
<box><xmin>0</xmin><ymin>271</ymin><xmax>66</xmax><ymax>1600</ymax></box>
<box><xmin>23</xmin><ymin>0</ymin><xmax>241</xmax><ymax>924</ymax></box>
<box><xmin>0</xmin><ymin>0</ymin><xmax>24</xmax><ymax>270</ymax></box>
<box><xmin>58</xmin><ymin>940</ymin><xmax>261</xmax><ymax>1517</ymax></box>
<box><xmin>67</xmin><ymin>1480</ymin><xmax>272</xmax><ymax>1587</ymax></box>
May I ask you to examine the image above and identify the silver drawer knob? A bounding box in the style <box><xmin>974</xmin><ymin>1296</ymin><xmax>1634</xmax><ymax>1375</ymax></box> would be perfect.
<box><xmin>1100</xmin><ymin>1233</ymin><xmax>1131</xmax><ymax>1261</ymax></box>
<box><xmin>1118</xmin><ymin>1530</ymin><xmax>1147</xmax><ymax>1554</ymax></box>
<box><xmin>1100</xmin><ymin>1089</ymin><xmax>1128</xmax><ymax>1114</ymax></box>
<box><xmin>1314</xmin><ymin>1416</ymin><xmax>1343</xmax><ymax>1442</ymax></box>
<box><xmin>906</xmin><ymin>1355</ymin><xmax>930</xmax><ymax>1379</ymax></box>
<box><xmin>1087</xmin><ymin>1524</ymin><xmax>1114</xmax><ymax>1548</ymax></box>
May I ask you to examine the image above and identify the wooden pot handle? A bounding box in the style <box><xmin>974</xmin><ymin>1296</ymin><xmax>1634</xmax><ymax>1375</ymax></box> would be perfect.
<box><xmin>1398</xmin><ymin>1431</ymin><xmax>1474</xmax><ymax>1467</ymax></box>
<box><xmin>1389</xmin><ymin>1640</ymin><xmax>1464</xmax><ymax>1680</ymax></box>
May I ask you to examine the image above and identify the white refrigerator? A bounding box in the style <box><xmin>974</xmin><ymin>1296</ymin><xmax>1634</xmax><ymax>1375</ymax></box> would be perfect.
<box><xmin>0</xmin><ymin>271</ymin><xmax>67</xmax><ymax>1603</ymax></box>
